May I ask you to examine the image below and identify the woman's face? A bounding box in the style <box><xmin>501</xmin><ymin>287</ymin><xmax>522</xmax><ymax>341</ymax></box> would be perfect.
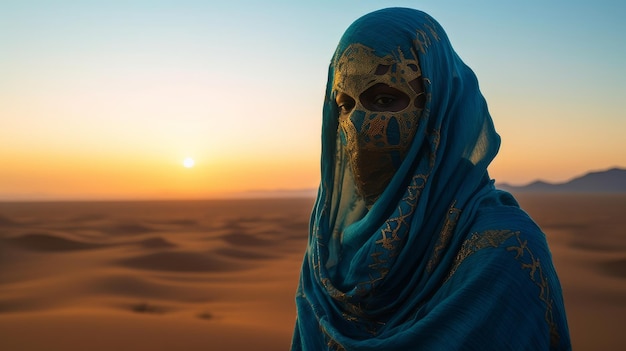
<box><xmin>332</xmin><ymin>44</ymin><xmax>425</xmax><ymax>206</ymax></box>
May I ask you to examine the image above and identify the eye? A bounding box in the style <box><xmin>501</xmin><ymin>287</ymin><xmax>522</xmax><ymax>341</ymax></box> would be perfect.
<box><xmin>373</xmin><ymin>94</ymin><xmax>396</xmax><ymax>107</ymax></box>
<box><xmin>359</xmin><ymin>83</ymin><xmax>409</xmax><ymax>112</ymax></box>
<box><xmin>335</xmin><ymin>93</ymin><xmax>355</xmax><ymax>115</ymax></box>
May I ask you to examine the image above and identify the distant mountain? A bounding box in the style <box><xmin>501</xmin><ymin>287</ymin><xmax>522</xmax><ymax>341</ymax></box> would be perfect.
<box><xmin>497</xmin><ymin>167</ymin><xmax>626</xmax><ymax>193</ymax></box>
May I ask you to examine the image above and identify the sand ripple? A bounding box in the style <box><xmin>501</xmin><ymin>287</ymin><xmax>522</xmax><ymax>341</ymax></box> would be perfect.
<box><xmin>117</xmin><ymin>251</ymin><xmax>248</xmax><ymax>272</ymax></box>
<box><xmin>136</xmin><ymin>237</ymin><xmax>177</xmax><ymax>249</ymax></box>
<box><xmin>221</xmin><ymin>232</ymin><xmax>277</xmax><ymax>247</ymax></box>
<box><xmin>215</xmin><ymin>247</ymin><xmax>278</xmax><ymax>260</ymax></box>
<box><xmin>107</xmin><ymin>222</ymin><xmax>158</xmax><ymax>235</ymax></box>
<box><xmin>2</xmin><ymin>232</ymin><xmax>110</xmax><ymax>252</ymax></box>
<box><xmin>596</xmin><ymin>258</ymin><xmax>626</xmax><ymax>279</ymax></box>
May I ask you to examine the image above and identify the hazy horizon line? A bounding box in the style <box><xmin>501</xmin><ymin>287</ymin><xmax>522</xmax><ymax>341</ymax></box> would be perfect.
<box><xmin>0</xmin><ymin>189</ymin><xmax>318</xmax><ymax>203</ymax></box>
<box><xmin>2</xmin><ymin>166</ymin><xmax>623</xmax><ymax>203</ymax></box>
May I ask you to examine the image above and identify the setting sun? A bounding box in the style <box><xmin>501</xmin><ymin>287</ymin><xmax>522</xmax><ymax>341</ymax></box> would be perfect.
<box><xmin>183</xmin><ymin>157</ymin><xmax>195</xmax><ymax>168</ymax></box>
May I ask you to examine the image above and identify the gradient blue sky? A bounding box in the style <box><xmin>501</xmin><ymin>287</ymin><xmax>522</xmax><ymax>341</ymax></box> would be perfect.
<box><xmin>1</xmin><ymin>0</ymin><xmax>625</xmax><ymax>200</ymax></box>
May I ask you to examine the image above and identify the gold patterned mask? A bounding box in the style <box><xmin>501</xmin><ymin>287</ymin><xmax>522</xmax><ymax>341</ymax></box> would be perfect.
<box><xmin>333</xmin><ymin>44</ymin><xmax>425</xmax><ymax>206</ymax></box>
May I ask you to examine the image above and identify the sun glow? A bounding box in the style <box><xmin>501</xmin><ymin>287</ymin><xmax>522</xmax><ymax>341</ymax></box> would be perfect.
<box><xmin>183</xmin><ymin>157</ymin><xmax>195</xmax><ymax>168</ymax></box>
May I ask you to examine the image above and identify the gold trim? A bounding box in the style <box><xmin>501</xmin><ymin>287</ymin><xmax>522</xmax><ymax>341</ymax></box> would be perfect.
<box><xmin>426</xmin><ymin>201</ymin><xmax>461</xmax><ymax>273</ymax></box>
<box><xmin>446</xmin><ymin>229</ymin><xmax>561</xmax><ymax>346</ymax></box>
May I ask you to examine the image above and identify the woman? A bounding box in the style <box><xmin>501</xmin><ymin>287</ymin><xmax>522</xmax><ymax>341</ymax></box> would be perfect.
<box><xmin>292</xmin><ymin>7</ymin><xmax>571</xmax><ymax>351</ymax></box>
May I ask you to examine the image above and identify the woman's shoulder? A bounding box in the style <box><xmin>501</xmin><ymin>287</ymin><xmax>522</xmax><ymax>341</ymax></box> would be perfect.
<box><xmin>472</xmin><ymin>189</ymin><xmax>543</xmax><ymax>237</ymax></box>
<box><xmin>454</xmin><ymin>189</ymin><xmax>552</xmax><ymax>274</ymax></box>
<box><xmin>436</xmin><ymin>191</ymin><xmax>570</xmax><ymax>349</ymax></box>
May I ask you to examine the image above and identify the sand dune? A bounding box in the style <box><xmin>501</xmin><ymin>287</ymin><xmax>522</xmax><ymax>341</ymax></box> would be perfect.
<box><xmin>0</xmin><ymin>199</ymin><xmax>311</xmax><ymax>350</ymax></box>
<box><xmin>0</xmin><ymin>195</ymin><xmax>625</xmax><ymax>350</ymax></box>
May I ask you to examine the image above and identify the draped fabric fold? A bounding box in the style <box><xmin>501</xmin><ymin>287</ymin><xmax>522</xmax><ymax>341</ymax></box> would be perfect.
<box><xmin>292</xmin><ymin>7</ymin><xmax>570</xmax><ymax>350</ymax></box>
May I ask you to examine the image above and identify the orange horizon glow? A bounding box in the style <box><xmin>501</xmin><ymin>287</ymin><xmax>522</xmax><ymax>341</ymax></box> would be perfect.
<box><xmin>1</xmin><ymin>143</ymin><xmax>622</xmax><ymax>201</ymax></box>
<box><xmin>0</xmin><ymin>148</ymin><xmax>320</xmax><ymax>201</ymax></box>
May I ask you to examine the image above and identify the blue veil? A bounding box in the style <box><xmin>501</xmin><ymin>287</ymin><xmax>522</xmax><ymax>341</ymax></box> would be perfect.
<box><xmin>292</xmin><ymin>8</ymin><xmax>570</xmax><ymax>350</ymax></box>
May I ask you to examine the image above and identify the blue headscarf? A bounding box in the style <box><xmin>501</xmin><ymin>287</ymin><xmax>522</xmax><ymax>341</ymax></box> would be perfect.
<box><xmin>293</xmin><ymin>8</ymin><xmax>570</xmax><ymax>350</ymax></box>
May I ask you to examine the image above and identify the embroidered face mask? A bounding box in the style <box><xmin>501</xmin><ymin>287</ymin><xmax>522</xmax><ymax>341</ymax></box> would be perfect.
<box><xmin>333</xmin><ymin>44</ymin><xmax>425</xmax><ymax>206</ymax></box>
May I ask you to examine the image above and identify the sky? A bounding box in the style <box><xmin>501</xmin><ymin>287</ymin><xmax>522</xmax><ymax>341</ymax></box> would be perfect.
<box><xmin>1</xmin><ymin>0</ymin><xmax>625</xmax><ymax>200</ymax></box>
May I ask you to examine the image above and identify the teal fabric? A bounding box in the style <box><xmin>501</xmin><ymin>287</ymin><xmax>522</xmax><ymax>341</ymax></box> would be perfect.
<box><xmin>292</xmin><ymin>8</ymin><xmax>570</xmax><ymax>350</ymax></box>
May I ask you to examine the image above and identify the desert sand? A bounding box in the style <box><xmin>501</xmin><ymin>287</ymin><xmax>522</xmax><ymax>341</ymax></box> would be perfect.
<box><xmin>0</xmin><ymin>194</ymin><xmax>624</xmax><ymax>350</ymax></box>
